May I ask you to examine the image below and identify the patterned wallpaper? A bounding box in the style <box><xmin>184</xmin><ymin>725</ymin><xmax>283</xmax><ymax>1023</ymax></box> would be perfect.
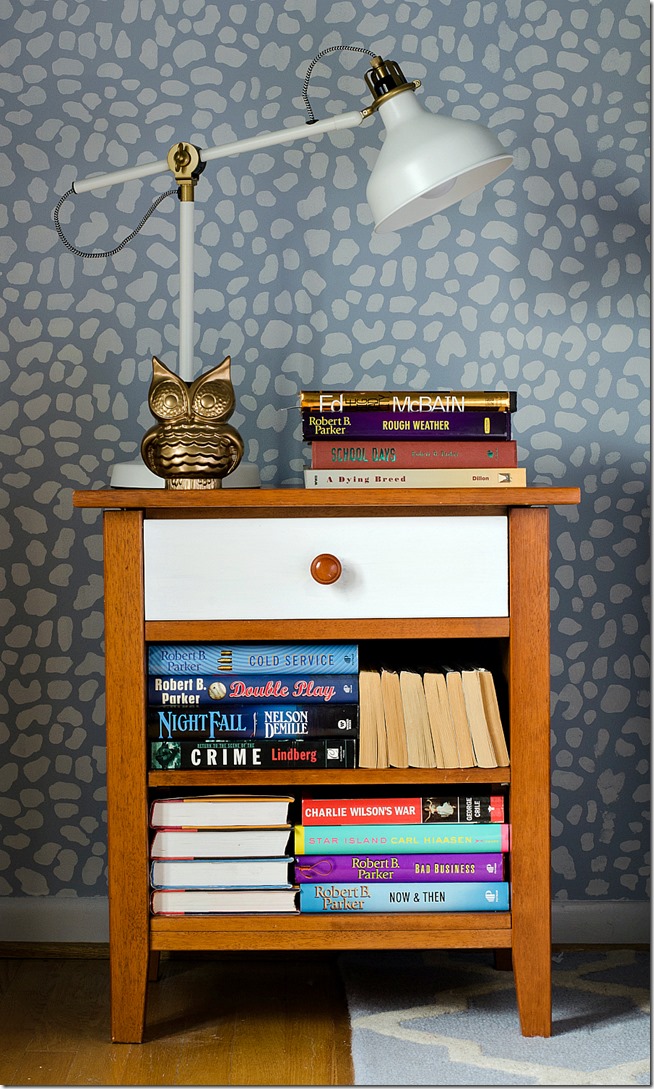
<box><xmin>0</xmin><ymin>0</ymin><xmax>649</xmax><ymax>909</ymax></box>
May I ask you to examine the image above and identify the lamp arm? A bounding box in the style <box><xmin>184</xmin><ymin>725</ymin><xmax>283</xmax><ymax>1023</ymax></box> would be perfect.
<box><xmin>72</xmin><ymin>110</ymin><xmax>365</xmax><ymax>195</ymax></box>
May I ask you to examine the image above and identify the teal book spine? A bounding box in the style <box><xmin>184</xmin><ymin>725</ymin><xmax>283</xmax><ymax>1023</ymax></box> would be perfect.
<box><xmin>148</xmin><ymin>643</ymin><xmax>358</xmax><ymax>675</ymax></box>
<box><xmin>299</xmin><ymin>881</ymin><xmax>509</xmax><ymax>912</ymax></box>
<box><xmin>294</xmin><ymin>823</ymin><xmax>510</xmax><ymax>854</ymax></box>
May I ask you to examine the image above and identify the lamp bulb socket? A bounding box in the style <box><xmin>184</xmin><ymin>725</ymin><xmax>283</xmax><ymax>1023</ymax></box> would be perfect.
<box><xmin>363</xmin><ymin>56</ymin><xmax>420</xmax><ymax>116</ymax></box>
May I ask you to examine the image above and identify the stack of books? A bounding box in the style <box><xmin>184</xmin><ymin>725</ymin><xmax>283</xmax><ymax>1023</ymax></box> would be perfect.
<box><xmin>299</xmin><ymin>389</ymin><xmax>524</xmax><ymax>489</ymax></box>
<box><xmin>149</xmin><ymin>794</ymin><xmax>298</xmax><ymax>915</ymax></box>
<box><xmin>147</xmin><ymin>642</ymin><xmax>360</xmax><ymax>770</ymax></box>
<box><xmin>357</xmin><ymin>666</ymin><xmax>510</xmax><ymax>770</ymax></box>
<box><xmin>294</xmin><ymin>792</ymin><xmax>510</xmax><ymax>913</ymax></box>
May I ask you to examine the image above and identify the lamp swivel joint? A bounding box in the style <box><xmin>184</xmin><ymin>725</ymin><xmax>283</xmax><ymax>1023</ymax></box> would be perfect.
<box><xmin>167</xmin><ymin>141</ymin><xmax>206</xmax><ymax>201</ymax></box>
<box><xmin>361</xmin><ymin>56</ymin><xmax>421</xmax><ymax>118</ymax></box>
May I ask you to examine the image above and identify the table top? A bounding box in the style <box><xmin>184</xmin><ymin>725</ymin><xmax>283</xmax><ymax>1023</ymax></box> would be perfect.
<box><xmin>72</xmin><ymin>485</ymin><xmax>581</xmax><ymax>511</ymax></box>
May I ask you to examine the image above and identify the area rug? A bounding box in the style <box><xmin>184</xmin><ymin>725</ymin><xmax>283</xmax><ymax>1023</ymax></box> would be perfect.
<box><xmin>339</xmin><ymin>948</ymin><xmax>650</xmax><ymax>1085</ymax></box>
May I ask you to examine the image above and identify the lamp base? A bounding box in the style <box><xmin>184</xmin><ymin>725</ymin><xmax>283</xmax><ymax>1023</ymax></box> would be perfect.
<box><xmin>109</xmin><ymin>460</ymin><xmax>261</xmax><ymax>489</ymax></box>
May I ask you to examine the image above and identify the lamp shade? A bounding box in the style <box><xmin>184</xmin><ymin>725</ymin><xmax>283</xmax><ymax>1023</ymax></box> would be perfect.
<box><xmin>366</xmin><ymin>92</ymin><xmax>512</xmax><ymax>233</ymax></box>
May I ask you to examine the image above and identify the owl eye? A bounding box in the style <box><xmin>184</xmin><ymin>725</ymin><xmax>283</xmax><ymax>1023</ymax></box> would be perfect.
<box><xmin>150</xmin><ymin>380</ymin><xmax>188</xmax><ymax>420</ymax></box>
<box><xmin>191</xmin><ymin>381</ymin><xmax>233</xmax><ymax>420</ymax></box>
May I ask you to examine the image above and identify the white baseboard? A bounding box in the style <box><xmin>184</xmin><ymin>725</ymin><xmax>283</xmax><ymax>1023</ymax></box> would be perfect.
<box><xmin>0</xmin><ymin>897</ymin><xmax>649</xmax><ymax>945</ymax></box>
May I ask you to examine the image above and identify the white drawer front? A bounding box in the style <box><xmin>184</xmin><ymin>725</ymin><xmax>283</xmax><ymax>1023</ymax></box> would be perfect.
<box><xmin>144</xmin><ymin>516</ymin><xmax>508</xmax><ymax>621</ymax></box>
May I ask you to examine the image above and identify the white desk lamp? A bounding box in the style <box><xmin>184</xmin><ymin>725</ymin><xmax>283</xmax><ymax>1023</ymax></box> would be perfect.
<box><xmin>55</xmin><ymin>49</ymin><xmax>511</xmax><ymax>489</ymax></box>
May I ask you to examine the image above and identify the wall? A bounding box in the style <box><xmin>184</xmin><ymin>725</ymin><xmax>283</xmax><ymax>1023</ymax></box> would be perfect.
<box><xmin>0</xmin><ymin>0</ymin><xmax>649</xmax><ymax>938</ymax></box>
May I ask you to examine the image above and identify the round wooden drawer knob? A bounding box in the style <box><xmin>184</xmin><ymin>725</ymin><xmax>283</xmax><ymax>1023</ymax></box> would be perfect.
<box><xmin>310</xmin><ymin>553</ymin><xmax>342</xmax><ymax>585</ymax></box>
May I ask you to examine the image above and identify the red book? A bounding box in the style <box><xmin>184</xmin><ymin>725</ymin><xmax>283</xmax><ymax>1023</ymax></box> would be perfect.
<box><xmin>300</xmin><ymin>795</ymin><xmax>505</xmax><ymax>825</ymax></box>
<box><xmin>311</xmin><ymin>440</ymin><xmax>518</xmax><ymax>470</ymax></box>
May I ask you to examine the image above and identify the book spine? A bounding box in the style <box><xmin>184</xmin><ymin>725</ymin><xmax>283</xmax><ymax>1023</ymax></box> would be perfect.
<box><xmin>150</xmin><ymin>739</ymin><xmax>358</xmax><ymax>770</ymax></box>
<box><xmin>300</xmin><ymin>795</ymin><xmax>505</xmax><ymax>825</ymax></box>
<box><xmin>148</xmin><ymin>674</ymin><xmax>358</xmax><ymax>706</ymax></box>
<box><xmin>147</xmin><ymin>703</ymin><xmax>358</xmax><ymax>741</ymax></box>
<box><xmin>148</xmin><ymin>643</ymin><xmax>358</xmax><ymax>675</ymax></box>
<box><xmin>299</xmin><ymin>881</ymin><xmax>510</xmax><ymax>912</ymax></box>
<box><xmin>303</xmin><ymin>468</ymin><xmax>526</xmax><ymax>489</ymax></box>
<box><xmin>294</xmin><ymin>853</ymin><xmax>505</xmax><ymax>882</ymax></box>
<box><xmin>302</xmin><ymin>410</ymin><xmax>512</xmax><ymax>441</ymax></box>
<box><xmin>311</xmin><ymin>440</ymin><xmax>518</xmax><ymax>470</ymax></box>
<box><xmin>300</xmin><ymin>391</ymin><xmax>517</xmax><ymax>412</ymax></box>
<box><xmin>294</xmin><ymin>823</ymin><xmax>510</xmax><ymax>854</ymax></box>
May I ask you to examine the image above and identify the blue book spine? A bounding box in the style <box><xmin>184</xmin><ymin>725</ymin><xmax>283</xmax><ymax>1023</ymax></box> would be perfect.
<box><xmin>294</xmin><ymin>823</ymin><xmax>510</xmax><ymax>854</ymax></box>
<box><xmin>299</xmin><ymin>882</ymin><xmax>510</xmax><ymax>912</ymax></box>
<box><xmin>148</xmin><ymin>643</ymin><xmax>358</xmax><ymax>675</ymax></box>
<box><xmin>148</xmin><ymin>674</ymin><xmax>358</xmax><ymax>706</ymax></box>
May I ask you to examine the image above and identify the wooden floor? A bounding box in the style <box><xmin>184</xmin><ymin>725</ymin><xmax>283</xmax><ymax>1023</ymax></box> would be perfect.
<box><xmin>0</xmin><ymin>947</ymin><xmax>354</xmax><ymax>1086</ymax></box>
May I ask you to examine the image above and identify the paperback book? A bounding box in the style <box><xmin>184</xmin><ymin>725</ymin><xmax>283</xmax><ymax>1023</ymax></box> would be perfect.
<box><xmin>151</xmin><ymin>887</ymin><xmax>299</xmax><ymax>914</ymax></box>
<box><xmin>148</xmin><ymin>643</ymin><xmax>358</xmax><ymax>676</ymax></box>
<box><xmin>294</xmin><ymin>823</ymin><xmax>510</xmax><ymax>854</ymax></box>
<box><xmin>298</xmin><ymin>881</ymin><xmax>509</xmax><ymax>913</ymax></box>
<box><xmin>304</xmin><ymin>468</ymin><xmax>526</xmax><ymax>489</ymax></box>
<box><xmin>148</xmin><ymin>704</ymin><xmax>359</xmax><ymax>742</ymax></box>
<box><xmin>148</xmin><ymin>674</ymin><xmax>358</xmax><ymax>707</ymax></box>
<box><xmin>150</xmin><ymin>857</ymin><xmax>293</xmax><ymax>889</ymax></box>
<box><xmin>300</xmin><ymin>795</ymin><xmax>505</xmax><ymax>825</ymax></box>
<box><xmin>294</xmin><ymin>853</ymin><xmax>505</xmax><ymax>883</ymax></box>
<box><xmin>311</xmin><ymin>440</ymin><xmax>519</xmax><ymax>470</ymax></box>
<box><xmin>149</xmin><ymin>794</ymin><xmax>293</xmax><ymax>828</ymax></box>
<box><xmin>302</xmin><ymin>409</ymin><xmax>512</xmax><ymax>442</ymax></box>
<box><xmin>150</xmin><ymin>738</ymin><xmax>358</xmax><ymax>770</ymax></box>
<box><xmin>299</xmin><ymin>390</ymin><xmax>517</xmax><ymax>412</ymax></box>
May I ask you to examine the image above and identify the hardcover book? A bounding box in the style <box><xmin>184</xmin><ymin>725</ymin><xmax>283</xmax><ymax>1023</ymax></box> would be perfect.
<box><xmin>148</xmin><ymin>643</ymin><xmax>358</xmax><ymax>676</ymax></box>
<box><xmin>299</xmin><ymin>795</ymin><xmax>505</xmax><ymax>825</ymax></box>
<box><xmin>148</xmin><ymin>673</ymin><xmax>358</xmax><ymax>707</ymax></box>
<box><xmin>151</xmin><ymin>887</ymin><xmax>299</xmax><ymax>914</ymax></box>
<box><xmin>150</xmin><ymin>857</ymin><xmax>293</xmax><ymax>889</ymax></box>
<box><xmin>149</xmin><ymin>794</ymin><xmax>293</xmax><ymax>828</ymax></box>
<box><xmin>303</xmin><ymin>467</ymin><xmax>527</xmax><ymax>489</ymax></box>
<box><xmin>294</xmin><ymin>822</ymin><xmax>510</xmax><ymax>854</ymax></box>
<box><xmin>301</xmin><ymin>409</ymin><xmax>512</xmax><ymax>441</ymax></box>
<box><xmin>150</xmin><ymin>826</ymin><xmax>293</xmax><ymax>859</ymax></box>
<box><xmin>300</xmin><ymin>390</ymin><xmax>517</xmax><ymax>412</ymax></box>
<box><xmin>294</xmin><ymin>853</ymin><xmax>505</xmax><ymax>882</ymax></box>
<box><xmin>298</xmin><ymin>881</ymin><xmax>510</xmax><ymax>912</ymax></box>
<box><xmin>311</xmin><ymin>440</ymin><xmax>519</xmax><ymax>470</ymax></box>
<box><xmin>149</xmin><ymin>738</ymin><xmax>358</xmax><ymax>770</ymax></box>
<box><xmin>148</xmin><ymin>704</ymin><xmax>359</xmax><ymax>742</ymax></box>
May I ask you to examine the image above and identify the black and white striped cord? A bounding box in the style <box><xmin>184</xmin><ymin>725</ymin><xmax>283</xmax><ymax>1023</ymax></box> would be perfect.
<box><xmin>53</xmin><ymin>186</ymin><xmax>177</xmax><ymax>259</ymax></box>
<box><xmin>302</xmin><ymin>44</ymin><xmax>376</xmax><ymax>125</ymax></box>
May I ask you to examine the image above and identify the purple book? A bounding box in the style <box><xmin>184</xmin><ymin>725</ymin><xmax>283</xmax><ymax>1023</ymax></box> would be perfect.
<box><xmin>294</xmin><ymin>853</ymin><xmax>505</xmax><ymax>883</ymax></box>
<box><xmin>301</xmin><ymin>409</ymin><xmax>511</xmax><ymax>441</ymax></box>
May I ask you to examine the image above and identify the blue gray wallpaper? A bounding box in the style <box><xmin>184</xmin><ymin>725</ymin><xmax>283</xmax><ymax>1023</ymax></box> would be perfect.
<box><xmin>0</xmin><ymin>0</ymin><xmax>649</xmax><ymax>911</ymax></box>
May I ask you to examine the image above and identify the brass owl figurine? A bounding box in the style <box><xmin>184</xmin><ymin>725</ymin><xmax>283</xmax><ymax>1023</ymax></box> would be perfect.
<box><xmin>141</xmin><ymin>355</ymin><xmax>244</xmax><ymax>489</ymax></box>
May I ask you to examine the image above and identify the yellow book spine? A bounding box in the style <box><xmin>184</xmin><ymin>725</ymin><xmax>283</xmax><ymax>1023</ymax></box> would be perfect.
<box><xmin>299</xmin><ymin>390</ymin><xmax>516</xmax><ymax>412</ymax></box>
<box><xmin>294</xmin><ymin>826</ymin><xmax>304</xmax><ymax>853</ymax></box>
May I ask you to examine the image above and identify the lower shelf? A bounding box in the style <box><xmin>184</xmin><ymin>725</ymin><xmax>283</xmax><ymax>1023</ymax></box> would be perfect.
<box><xmin>150</xmin><ymin>911</ymin><xmax>512</xmax><ymax>951</ymax></box>
<box><xmin>148</xmin><ymin>768</ymin><xmax>511</xmax><ymax>787</ymax></box>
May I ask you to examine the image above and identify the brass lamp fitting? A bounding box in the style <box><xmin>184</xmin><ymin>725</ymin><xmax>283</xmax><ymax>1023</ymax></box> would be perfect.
<box><xmin>361</xmin><ymin>56</ymin><xmax>421</xmax><ymax>118</ymax></box>
<box><xmin>166</xmin><ymin>141</ymin><xmax>205</xmax><ymax>201</ymax></box>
